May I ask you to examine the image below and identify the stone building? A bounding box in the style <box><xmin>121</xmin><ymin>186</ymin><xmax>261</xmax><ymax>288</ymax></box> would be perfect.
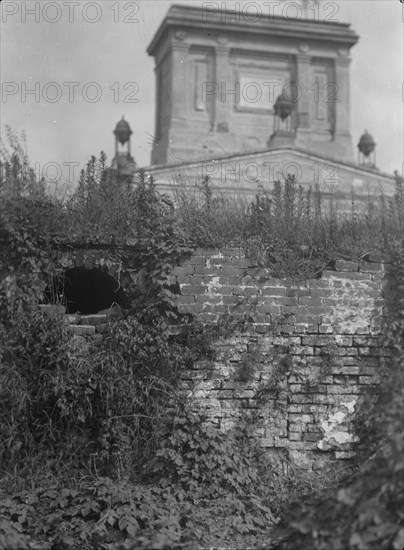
<box><xmin>141</xmin><ymin>3</ymin><xmax>395</xmax><ymax>202</ymax></box>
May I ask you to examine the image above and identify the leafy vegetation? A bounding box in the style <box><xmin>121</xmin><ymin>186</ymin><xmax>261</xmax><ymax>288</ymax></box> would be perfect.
<box><xmin>174</xmin><ymin>171</ymin><xmax>403</xmax><ymax>278</ymax></box>
<box><xmin>1</xmin><ymin>128</ymin><xmax>403</xmax><ymax>548</ymax></box>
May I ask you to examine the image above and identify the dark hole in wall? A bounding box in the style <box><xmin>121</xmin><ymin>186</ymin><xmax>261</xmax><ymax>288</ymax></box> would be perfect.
<box><xmin>45</xmin><ymin>267</ymin><xmax>130</xmax><ymax>314</ymax></box>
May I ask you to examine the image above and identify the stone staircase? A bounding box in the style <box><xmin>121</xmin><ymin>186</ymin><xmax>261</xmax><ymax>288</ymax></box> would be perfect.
<box><xmin>39</xmin><ymin>305</ymin><xmax>122</xmax><ymax>344</ymax></box>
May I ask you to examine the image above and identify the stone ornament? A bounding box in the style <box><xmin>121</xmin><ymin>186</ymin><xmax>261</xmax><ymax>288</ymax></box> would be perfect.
<box><xmin>299</xmin><ymin>43</ymin><xmax>310</xmax><ymax>52</ymax></box>
<box><xmin>217</xmin><ymin>35</ymin><xmax>229</xmax><ymax>44</ymax></box>
<box><xmin>174</xmin><ymin>30</ymin><xmax>188</xmax><ymax>41</ymax></box>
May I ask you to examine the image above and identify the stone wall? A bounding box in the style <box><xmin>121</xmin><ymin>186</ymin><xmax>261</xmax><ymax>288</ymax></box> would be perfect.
<box><xmin>171</xmin><ymin>248</ymin><xmax>389</xmax><ymax>469</ymax></box>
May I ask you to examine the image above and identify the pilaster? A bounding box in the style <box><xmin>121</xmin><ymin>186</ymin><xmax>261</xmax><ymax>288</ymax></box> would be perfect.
<box><xmin>334</xmin><ymin>56</ymin><xmax>351</xmax><ymax>136</ymax></box>
<box><xmin>171</xmin><ymin>41</ymin><xmax>190</xmax><ymax>121</ymax></box>
<box><xmin>214</xmin><ymin>45</ymin><xmax>233</xmax><ymax>132</ymax></box>
<box><xmin>296</xmin><ymin>53</ymin><xmax>312</xmax><ymax>131</ymax></box>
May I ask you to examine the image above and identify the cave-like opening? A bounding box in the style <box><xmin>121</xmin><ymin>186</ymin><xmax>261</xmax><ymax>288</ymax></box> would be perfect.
<box><xmin>46</xmin><ymin>267</ymin><xmax>129</xmax><ymax>314</ymax></box>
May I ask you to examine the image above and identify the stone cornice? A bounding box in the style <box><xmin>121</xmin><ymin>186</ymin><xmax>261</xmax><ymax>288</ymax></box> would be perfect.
<box><xmin>147</xmin><ymin>4</ymin><xmax>359</xmax><ymax>57</ymax></box>
<box><xmin>144</xmin><ymin>146</ymin><xmax>395</xmax><ymax>183</ymax></box>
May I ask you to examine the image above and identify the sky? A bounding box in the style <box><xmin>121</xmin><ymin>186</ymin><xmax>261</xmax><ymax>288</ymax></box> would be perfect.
<box><xmin>1</xmin><ymin>0</ymin><xmax>403</xmax><ymax>191</ymax></box>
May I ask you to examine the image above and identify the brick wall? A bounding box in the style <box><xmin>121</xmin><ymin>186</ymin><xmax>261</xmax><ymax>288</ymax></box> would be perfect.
<box><xmin>40</xmin><ymin>242</ymin><xmax>389</xmax><ymax>470</ymax></box>
<box><xmin>171</xmin><ymin>248</ymin><xmax>389</xmax><ymax>469</ymax></box>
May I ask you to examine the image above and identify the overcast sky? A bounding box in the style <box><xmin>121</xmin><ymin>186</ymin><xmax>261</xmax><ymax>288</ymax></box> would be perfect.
<box><xmin>1</xmin><ymin>0</ymin><xmax>403</xmax><ymax>189</ymax></box>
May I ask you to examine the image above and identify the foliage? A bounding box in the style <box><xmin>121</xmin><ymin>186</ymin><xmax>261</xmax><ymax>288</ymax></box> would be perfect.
<box><xmin>2</xmin><ymin>129</ymin><xmax>404</xmax><ymax>549</ymax></box>
<box><xmin>174</xmin><ymin>173</ymin><xmax>404</xmax><ymax>279</ymax></box>
<box><xmin>0</xmin><ymin>410</ymin><xmax>278</xmax><ymax>550</ymax></box>
<box><xmin>0</xmin><ymin>478</ymin><xmax>182</xmax><ymax>550</ymax></box>
<box><xmin>66</xmin><ymin>155</ymin><xmax>180</xmax><ymax>242</ymax></box>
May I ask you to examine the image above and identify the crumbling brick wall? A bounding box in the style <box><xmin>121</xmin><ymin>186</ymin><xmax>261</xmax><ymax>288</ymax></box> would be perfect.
<box><xmin>172</xmin><ymin>248</ymin><xmax>389</xmax><ymax>469</ymax></box>
<box><xmin>41</xmin><ymin>242</ymin><xmax>389</xmax><ymax>469</ymax></box>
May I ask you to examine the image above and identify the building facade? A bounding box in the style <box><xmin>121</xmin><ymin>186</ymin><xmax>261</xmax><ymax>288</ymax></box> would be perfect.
<box><xmin>144</xmin><ymin>3</ymin><xmax>395</xmax><ymax>201</ymax></box>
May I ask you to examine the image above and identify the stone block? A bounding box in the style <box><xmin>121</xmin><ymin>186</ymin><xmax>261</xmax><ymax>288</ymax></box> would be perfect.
<box><xmin>67</xmin><ymin>314</ymin><xmax>80</xmax><ymax>324</ymax></box>
<box><xmin>70</xmin><ymin>325</ymin><xmax>96</xmax><ymax>335</ymax></box>
<box><xmin>80</xmin><ymin>314</ymin><xmax>108</xmax><ymax>325</ymax></box>
<box><xmin>39</xmin><ymin>304</ymin><xmax>66</xmax><ymax>317</ymax></box>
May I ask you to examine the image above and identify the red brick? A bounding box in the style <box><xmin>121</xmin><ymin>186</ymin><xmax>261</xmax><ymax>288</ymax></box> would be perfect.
<box><xmin>345</xmin><ymin>272</ymin><xmax>373</xmax><ymax>281</ymax></box>
<box><xmin>309</xmin><ymin>279</ymin><xmax>331</xmax><ymax>289</ymax></box>
<box><xmin>289</xmin><ymin>433</ymin><xmax>303</xmax><ymax>441</ymax></box>
<box><xmin>327</xmin><ymin>385</ymin><xmax>359</xmax><ymax>394</ymax></box>
<box><xmin>303</xmin><ymin>433</ymin><xmax>321</xmax><ymax>442</ymax></box>
<box><xmin>335</xmin><ymin>260</ymin><xmax>359</xmax><ymax>272</ymax></box>
<box><xmin>359</xmin><ymin>262</ymin><xmax>384</xmax><ymax>273</ymax></box>
<box><xmin>176</xmin><ymin>295</ymin><xmax>195</xmax><ymax>305</ymax></box>
<box><xmin>311</xmin><ymin>288</ymin><xmax>334</xmax><ymax>297</ymax></box>
<box><xmin>203</xmin><ymin>304</ymin><xmax>227</xmax><ymax>314</ymax></box>
<box><xmin>180</xmin><ymin>285</ymin><xmax>206</xmax><ymax>295</ymax></box>
<box><xmin>262</xmin><ymin>287</ymin><xmax>286</xmax><ymax>296</ymax></box>
<box><xmin>299</xmin><ymin>297</ymin><xmax>323</xmax><ymax>306</ymax></box>
<box><xmin>294</xmin><ymin>315</ymin><xmax>322</xmax><ymax>325</ymax></box>
<box><xmin>234</xmin><ymin>286</ymin><xmax>259</xmax><ymax>296</ymax></box>
<box><xmin>190</xmin><ymin>255</ymin><xmax>205</xmax><ymax>265</ymax></box>
<box><xmin>256</xmin><ymin>305</ymin><xmax>282</xmax><ymax>315</ymax></box>
<box><xmin>221</xmin><ymin>266</ymin><xmax>246</xmax><ymax>276</ymax></box>
<box><xmin>302</xmin><ymin>336</ymin><xmax>333</xmax><ymax>346</ymax></box>
<box><xmin>196</xmin><ymin>294</ymin><xmax>222</xmax><ymax>304</ymax></box>
<box><xmin>290</xmin><ymin>346</ymin><xmax>314</xmax><ymax>356</ymax></box>
<box><xmin>334</xmin><ymin>336</ymin><xmax>353</xmax><ymax>346</ymax></box>
<box><xmin>353</xmin><ymin>336</ymin><xmax>380</xmax><ymax>347</ymax></box>
<box><xmin>280</xmin><ymin>325</ymin><xmax>295</xmax><ymax>334</ymax></box>
<box><xmin>198</xmin><ymin>266</ymin><xmax>221</xmax><ymax>275</ymax></box>
<box><xmin>359</xmin><ymin>376</ymin><xmax>377</xmax><ymax>385</ymax></box>
<box><xmin>228</xmin><ymin>276</ymin><xmax>243</xmax><ymax>285</ymax></box>
<box><xmin>172</xmin><ymin>265</ymin><xmax>194</xmax><ymax>276</ymax></box>
<box><xmin>189</xmin><ymin>275</ymin><xmax>204</xmax><ymax>284</ymax></box>
<box><xmin>212</xmin><ymin>285</ymin><xmax>233</xmax><ymax>294</ymax></box>
<box><xmin>223</xmin><ymin>295</ymin><xmax>241</xmax><ymax>305</ymax></box>
<box><xmin>366</xmin><ymin>253</ymin><xmax>389</xmax><ymax>263</ymax></box>
<box><xmin>289</xmin><ymin>423</ymin><xmax>303</xmax><ymax>433</ymax></box>
<box><xmin>358</xmin><ymin>347</ymin><xmax>381</xmax><ymax>357</ymax></box>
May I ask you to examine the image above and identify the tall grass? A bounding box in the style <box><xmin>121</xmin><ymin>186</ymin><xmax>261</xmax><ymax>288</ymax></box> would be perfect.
<box><xmin>173</xmin><ymin>173</ymin><xmax>403</xmax><ymax>277</ymax></box>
